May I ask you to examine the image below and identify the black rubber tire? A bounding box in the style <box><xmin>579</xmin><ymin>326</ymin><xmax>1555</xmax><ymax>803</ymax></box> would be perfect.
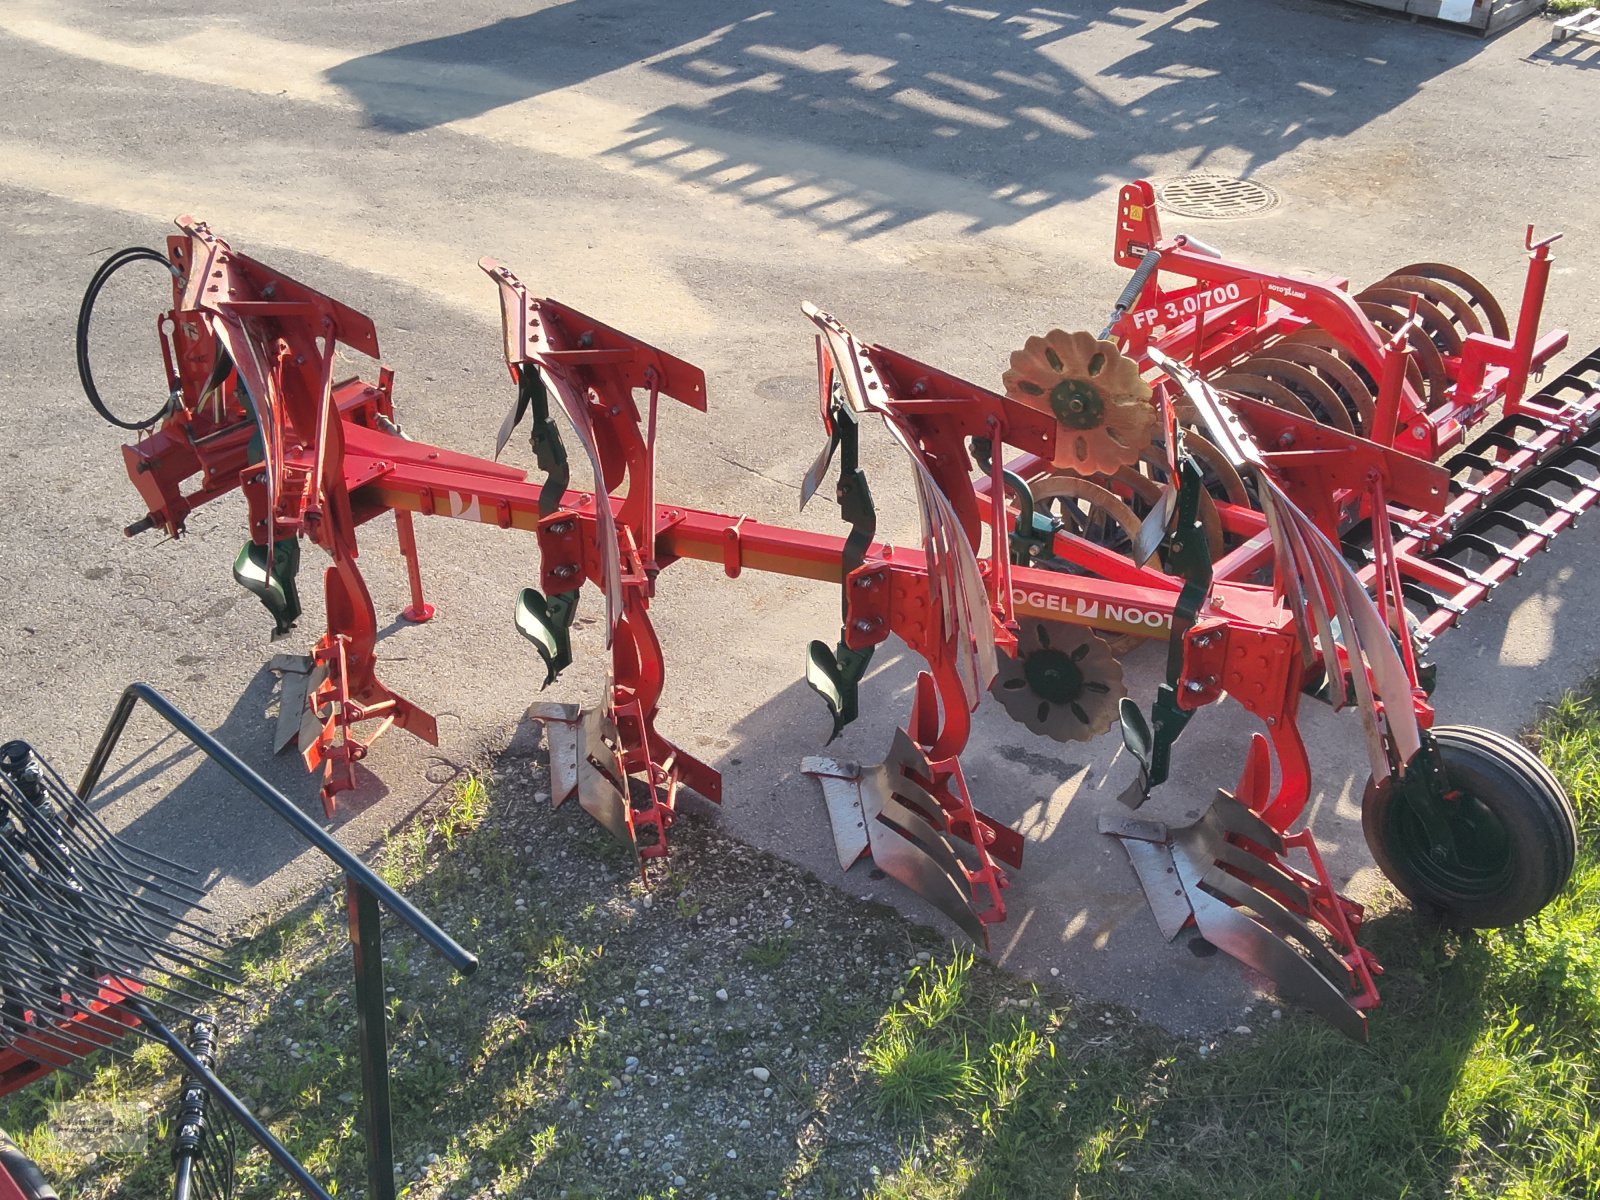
<box><xmin>76</xmin><ymin>246</ymin><xmax>179</xmax><ymax>430</ymax></box>
<box><xmin>0</xmin><ymin>1130</ymin><xmax>58</xmax><ymax>1200</ymax></box>
<box><xmin>1362</xmin><ymin>725</ymin><xmax>1576</xmax><ymax>929</ymax></box>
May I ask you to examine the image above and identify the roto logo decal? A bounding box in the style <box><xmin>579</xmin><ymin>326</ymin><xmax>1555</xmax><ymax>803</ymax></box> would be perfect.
<box><xmin>1011</xmin><ymin>589</ymin><xmax>1172</xmax><ymax>630</ymax></box>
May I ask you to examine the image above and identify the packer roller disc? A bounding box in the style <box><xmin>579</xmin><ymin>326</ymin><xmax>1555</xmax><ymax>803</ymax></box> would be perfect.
<box><xmin>1032</xmin><ymin>464</ymin><xmax>1230</xmax><ymax>575</ymax></box>
<box><xmin>1030</xmin><ymin>473</ymin><xmax>1146</xmax><ymax>560</ymax></box>
<box><xmin>1359</xmin><ymin>301</ymin><xmax>1452</xmax><ymax>404</ymax></box>
<box><xmin>1028</xmin><ymin>474</ymin><xmax>1151</xmax><ymax>651</ymax></box>
<box><xmin>1248</xmin><ymin>341</ymin><xmax>1376</xmax><ymax>434</ymax></box>
<box><xmin>1211</xmin><ymin>373</ymin><xmax>1318</xmax><ymax>421</ymax></box>
<box><xmin>1368</xmin><ymin>274</ymin><xmax>1483</xmax><ymax>344</ymax></box>
<box><xmin>1226</xmin><ymin>358</ymin><xmax>1355</xmax><ymax>433</ymax></box>
<box><xmin>1003</xmin><ymin>330</ymin><xmax>1158</xmax><ymax>476</ymax></box>
<box><xmin>1153</xmin><ymin>429</ymin><xmax>1250</xmax><ymax>508</ymax></box>
<box><xmin>1277</xmin><ymin>326</ymin><xmax>1428</xmax><ymax>406</ymax></box>
<box><xmin>1387</xmin><ymin>262</ymin><xmax>1510</xmax><ymax>340</ymax></box>
<box><xmin>1118</xmin><ymin>463</ymin><xmax>1226</xmax><ymax>562</ymax></box>
<box><xmin>990</xmin><ymin>619</ymin><xmax>1126</xmax><ymax>742</ymax></box>
<box><xmin>1358</xmin><ymin>285</ymin><xmax>1464</xmax><ymax>356</ymax></box>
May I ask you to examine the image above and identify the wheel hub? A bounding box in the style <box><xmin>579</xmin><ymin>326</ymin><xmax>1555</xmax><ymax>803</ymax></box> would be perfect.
<box><xmin>1022</xmin><ymin>645</ymin><xmax>1086</xmax><ymax>705</ymax></box>
<box><xmin>1050</xmin><ymin>377</ymin><xmax>1105</xmax><ymax>430</ymax></box>
<box><xmin>1388</xmin><ymin>777</ymin><xmax>1514</xmax><ymax>898</ymax></box>
<box><xmin>990</xmin><ymin>620</ymin><xmax>1127</xmax><ymax>743</ymax></box>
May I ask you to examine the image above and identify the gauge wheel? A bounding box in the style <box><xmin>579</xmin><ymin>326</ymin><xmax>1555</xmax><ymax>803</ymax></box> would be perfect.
<box><xmin>1362</xmin><ymin>726</ymin><xmax>1576</xmax><ymax>928</ymax></box>
<box><xmin>0</xmin><ymin>1130</ymin><xmax>58</xmax><ymax>1200</ymax></box>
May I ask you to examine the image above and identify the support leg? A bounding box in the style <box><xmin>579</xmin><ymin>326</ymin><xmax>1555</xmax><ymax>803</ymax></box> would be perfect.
<box><xmin>394</xmin><ymin>509</ymin><xmax>435</xmax><ymax>623</ymax></box>
<box><xmin>347</xmin><ymin>878</ymin><xmax>397</xmax><ymax>1200</ymax></box>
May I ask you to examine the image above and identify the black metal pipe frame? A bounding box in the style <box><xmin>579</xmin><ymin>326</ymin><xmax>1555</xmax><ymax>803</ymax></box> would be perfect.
<box><xmin>347</xmin><ymin>880</ymin><xmax>395</xmax><ymax>1198</ymax></box>
<box><xmin>77</xmin><ymin>684</ymin><xmax>476</xmax><ymax>976</ymax></box>
<box><xmin>171</xmin><ymin>1142</ymin><xmax>194</xmax><ymax>1200</ymax></box>
<box><xmin>76</xmin><ymin>683</ymin><xmax>479</xmax><ymax>1200</ymax></box>
<box><xmin>133</xmin><ymin>1000</ymin><xmax>333</xmax><ymax>1200</ymax></box>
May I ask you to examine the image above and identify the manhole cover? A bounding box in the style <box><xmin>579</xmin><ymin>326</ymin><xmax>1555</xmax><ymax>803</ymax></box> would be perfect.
<box><xmin>1156</xmin><ymin>174</ymin><xmax>1280</xmax><ymax>220</ymax></box>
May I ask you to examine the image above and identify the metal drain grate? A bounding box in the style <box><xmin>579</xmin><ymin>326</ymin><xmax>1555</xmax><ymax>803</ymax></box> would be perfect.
<box><xmin>1157</xmin><ymin>174</ymin><xmax>1280</xmax><ymax>220</ymax></box>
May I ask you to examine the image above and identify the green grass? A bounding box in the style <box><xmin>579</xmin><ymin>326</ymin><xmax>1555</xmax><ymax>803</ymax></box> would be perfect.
<box><xmin>859</xmin><ymin>683</ymin><xmax>1600</xmax><ymax>1199</ymax></box>
<box><xmin>861</xmin><ymin>953</ymin><xmax>1057</xmax><ymax>1126</ymax></box>
<box><xmin>439</xmin><ymin>773</ymin><xmax>489</xmax><ymax>851</ymax></box>
<box><xmin>9</xmin><ymin>685</ymin><xmax>1600</xmax><ymax>1198</ymax></box>
<box><xmin>1547</xmin><ymin>0</ymin><xmax>1592</xmax><ymax>16</ymax></box>
<box><xmin>741</xmin><ymin>933</ymin><xmax>796</xmax><ymax>968</ymax></box>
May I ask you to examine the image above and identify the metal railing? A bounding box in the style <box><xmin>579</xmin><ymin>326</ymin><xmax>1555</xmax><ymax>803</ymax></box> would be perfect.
<box><xmin>78</xmin><ymin>683</ymin><xmax>479</xmax><ymax>1200</ymax></box>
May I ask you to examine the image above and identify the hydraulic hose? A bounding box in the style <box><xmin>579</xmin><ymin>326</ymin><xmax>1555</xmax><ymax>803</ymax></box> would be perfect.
<box><xmin>76</xmin><ymin>246</ymin><xmax>181</xmax><ymax>430</ymax></box>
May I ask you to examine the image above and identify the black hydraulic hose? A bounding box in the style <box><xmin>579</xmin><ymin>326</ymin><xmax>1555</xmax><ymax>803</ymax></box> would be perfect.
<box><xmin>76</xmin><ymin>246</ymin><xmax>181</xmax><ymax>430</ymax></box>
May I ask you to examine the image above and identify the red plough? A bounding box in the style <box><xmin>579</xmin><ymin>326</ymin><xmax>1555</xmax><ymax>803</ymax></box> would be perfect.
<box><xmin>84</xmin><ymin>182</ymin><xmax>1594</xmax><ymax>1037</ymax></box>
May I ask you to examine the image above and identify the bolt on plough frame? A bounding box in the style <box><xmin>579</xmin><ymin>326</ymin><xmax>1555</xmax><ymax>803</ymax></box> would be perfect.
<box><xmin>84</xmin><ymin>180</ymin><xmax>1593</xmax><ymax>1038</ymax></box>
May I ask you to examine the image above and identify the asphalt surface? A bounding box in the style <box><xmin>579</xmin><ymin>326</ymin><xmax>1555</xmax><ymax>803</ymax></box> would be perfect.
<box><xmin>2</xmin><ymin>0</ymin><xmax>1599</xmax><ymax>1035</ymax></box>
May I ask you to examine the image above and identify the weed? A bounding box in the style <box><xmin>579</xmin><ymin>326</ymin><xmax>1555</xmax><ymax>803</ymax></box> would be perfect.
<box><xmin>538</xmin><ymin>934</ymin><xmax>603</xmax><ymax>988</ymax></box>
<box><xmin>741</xmin><ymin>933</ymin><xmax>794</xmax><ymax>968</ymax></box>
<box><xmin>862</xmin><ymin>1027</ymin><xmax>974</xmax><ymax>1120</ymax></box>
<box><xmin>439</xmin><ymin>774</ymin><xmax>489</xmax><ymax>852</ymax></box>
<box><xmin>901</xmin><ymin>952</ymin><xmax>971</xmax><ymax>1030</ymax></box>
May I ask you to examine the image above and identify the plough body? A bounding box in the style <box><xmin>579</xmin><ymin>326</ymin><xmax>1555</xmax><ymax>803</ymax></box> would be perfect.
<box><xmin>87</xmin><ymin>182</ymin><xmax>1596</xmax><ymax>1037</ymax></box>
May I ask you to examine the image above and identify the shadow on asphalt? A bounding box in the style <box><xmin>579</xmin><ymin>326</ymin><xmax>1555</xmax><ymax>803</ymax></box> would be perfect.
<box><xmin>323</xmin><ymin>0</ymin><xmax>1483</xmax><ymax>238</ymax></box>
<box><xmin>694</xmin><ymin>477</ymin><xmax>1600</xmax><ymax>1028</ymax></box>
<box><xmin>79</xmin><ymin>660</ymin><xmax>462</xmax><ymax>900</ymax></box>
<box><xmin>1527</xmin><ymin>37</ymin><xmax>1600</xmax><ymax>69</ymax></box>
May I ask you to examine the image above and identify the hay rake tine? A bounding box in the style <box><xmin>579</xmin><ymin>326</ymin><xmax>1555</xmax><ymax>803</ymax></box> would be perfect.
<box><xmin>25</xmin><ymin>946</ymin><xmax>234</xmax><ymax>1019</ymax></box>
<box><xmin>18</xmin><ymin>752</ymin><xmax>210</xmax><ymax>893</ymax></box>
<box><xmin>0</xmin><ymin>812</ymin><xmax>235</xmax><ymax>983</ymax></box>
<box><xmin>0</xmin><ymin>896</ymin><xmax>230</xmax><ymax>998</ymax></box>
<box><xmin>0</xmin><ymin>839</ymin><xmax>232</xmax><ymax>971</ymax></box>
<box><xmin>0</xmin><ymin>892</ymin><xmax>237</xmax><ymax>1018</ymax></box>
<box><xmin>26</xmin><ymin>867</ymin><xmax>233</xmax><ymax>965</ymax></box>
<box><xmin>0</xmin><ymin>1001</ymin><xmax>140</xmax><ymax>1066</ymax></box>
<box><xmin>11</xmin><ymin>829</ymin><xmax>207</xmax><ymax>915</ymax></box>
<box><xmin>0</xmin><ymin>963</ymin><xmax>143</xmax><ymax>1059</ymax></box>
<box><xmin>10</xmin><ymin>748</ymin><xmax>200</xmax><ymax>881</ymax></box>
<box><xmin>49</xmin><ymin>810</ymin><xmax>210</xmax><ymax>899</ymax></box>
<box><xmin>12</xmin><ymin>915</ymin><xmax>234</xmax><ymax>996</ymax></box>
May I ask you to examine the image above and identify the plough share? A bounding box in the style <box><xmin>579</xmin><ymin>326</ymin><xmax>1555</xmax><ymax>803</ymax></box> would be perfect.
<box><xmin>86</xmin><ymin>181</ymin><xmax>1594</xmax><ymax>1038</ymax></box>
